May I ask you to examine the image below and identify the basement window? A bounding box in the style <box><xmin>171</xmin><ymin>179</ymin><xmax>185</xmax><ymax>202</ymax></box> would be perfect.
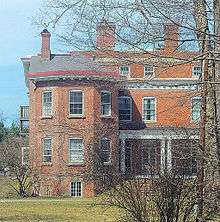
<box><xmin>71</xmin><ymin>181</ymin><xmax>82</xmax><ymax>197</ymax></box>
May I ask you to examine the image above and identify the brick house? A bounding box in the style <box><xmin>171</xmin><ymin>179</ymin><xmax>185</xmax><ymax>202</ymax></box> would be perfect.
<box><xmin>21</xmin><ymin>20</ymin><xmax>201</xmax><ymax>197</ymax></box>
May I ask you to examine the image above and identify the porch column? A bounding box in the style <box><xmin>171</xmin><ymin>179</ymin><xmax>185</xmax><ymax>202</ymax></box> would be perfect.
<box><xmin>161</xmin><ymin>138</ymin><xmax>166</xmax><ymax>172</ymax></box>
<box><xmin>167</xmin><ymin>139</ymin><xmax>172</xmax><ymax>170</ymax></box>
<box><xmin>160</xmin><ymin>138</ymin><xmax>172</xmax><ymax>172</ymax></box>
<box><xmin>120</xmin><ymin>139</ymin><xmax>126</xmax><ymax>174</ymax></box>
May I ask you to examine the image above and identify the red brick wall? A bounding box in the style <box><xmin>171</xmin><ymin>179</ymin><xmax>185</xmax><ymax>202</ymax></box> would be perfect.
<box><xmin>29</xmin><ymin>79</ymin><xmax>119</xmax><ymax>197</ymax></box>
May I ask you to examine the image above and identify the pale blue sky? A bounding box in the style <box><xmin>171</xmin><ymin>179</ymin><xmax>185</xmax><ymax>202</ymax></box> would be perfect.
<box><xmin>0</xmin><ymin>0</ymin><xmax>61</xmax><ymax>124</ymax></box>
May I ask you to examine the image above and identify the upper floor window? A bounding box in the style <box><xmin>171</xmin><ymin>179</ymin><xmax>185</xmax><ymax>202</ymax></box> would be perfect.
<box><xmin>120</xmin><ymin>66</ymin><xmax>129</xmax><ymax>75</ymax></box>
<box><xmin>100</xmin><ymin>138</ymin><xmax>111</xmax><ymax>164</ymax></box>
<box><xmin>101</xmin><ymin>91</ymin><xmax>111</xmax><ymax>117</ymax></box>
<box><xmin>144</xmin><ymin>65</ymin><xmax>154</xmax><ymax>77</ymax></box>
<box><xmin>143</xmin><ymin>97</ymin><xmax>156</xmax><ymax>121</ymax></box>
<box><xmin>192</xmin><ymin>66</ymin><xmax>202</xmax><ymax>78</ymax></box>
<box><xmin>43</xmin><ymin>138</ymin><xmax>52</xmax><ymax>163</ymax></box>
<box><xmin>71</xmin><ymin>181</ymin><xmax>82</xmax><ymax>197</ymax></box>
<box><xmin>69</xmin><ymin>138</ymin><xmax>84</xmax><ymax>164</ymax></box>
<box><xmin>119</xmin><ymin>97</ymin><xmax>132</xmax><ymax>121</ymax></box>
<box><xmin>42</xmin><ymin>91</ymin><xmax>52</xmax><ymax>117</ymax></box>
<box><xmin>69</xmin><ymin>91</ymin><xmax>84</xmax><ymax>116</ymax></box>
<box><xmin>192</xmin><ymin>97</ymin><xmax>201</xmax><ymax>122</ymax></box>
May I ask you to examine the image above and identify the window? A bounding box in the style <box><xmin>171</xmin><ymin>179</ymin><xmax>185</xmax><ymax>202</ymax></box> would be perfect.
<box><xmin>144</xmin><ymin>65</ymin><xmax>154</xmax><ymax>77</ymax></box>
<box><xmin>119</xmin><ymin>97</ymin><xmax>132</xmax><ymax>121</ymax></box>
<box><xmin>42</xmin><ymin>91</ymin><xmax>52</xmax><ymax>117</ymax></box>
<box><xmin>21</xmin><ymin>147</ymin><xmax>29</xmax><ymax>165</ymax></box>
<box><xmin>43</xmin><ymin>138</ymin><xmax>52</xmax><ymax>163</ymax></box>
<box><xmin>120</xmin><ymin>66</ymin><xmax>129</xmax><ymax>75</ymax></box>
<box><xmin>100</xmin><ymin>138</ymin><xmax>111</xmax><ymax>164</ymax></box>
<box><xmin>69</xmin><ymin>91</ymin><xmax>84</xmax><ymax>116</ymax></box>
<box><xmin>69</xmin><ymin>139</ymin><xmax>84</xmax><ymax>164</ymax></box>
<box><xmin>192</xmin><ymin>97</ymin><xmax>201</xmax><ymax>122</ymax></box>
<box><xmin>192</xmin><ymin>66</ymin><xmax>202</xmax><ymax>78</ymax></box>
<box><xmin>71</xmin><ymin>181</ymin><xmax>82</xmax><ymax>197</ymax></box>
<box><xmin>101</xmin><ymin>91</ymin><xmax>111</xmax><ymax>116</ymax></box>
<box><xmin>142</xmin><ymin>140</ymin><xmax>161</xmax><ymax>175</ymax></box>
<box><xmin>143</xmin><ymin>97</ymin><xmax>156</xmax><ymax>121</ymax></box>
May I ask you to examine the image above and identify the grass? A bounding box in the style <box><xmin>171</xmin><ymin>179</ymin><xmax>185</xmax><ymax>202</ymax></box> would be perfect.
<box><xmin>0</xmin><ymin>198</ymin><xmax>119</xmax><ymax>222</ymax></box>
<box><xmin>0</xmin><ymin>176</ymin><xmax>18</xmax><ymax>199</ymax></box>
<box><xmin>0</xmin><ymin>176</ymin><xmax>119</xmax><ymax>221</ymax></box>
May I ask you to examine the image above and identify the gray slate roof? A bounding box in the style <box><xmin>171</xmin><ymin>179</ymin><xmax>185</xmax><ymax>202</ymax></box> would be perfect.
<box><xmin>29</xmin><ymin>53</ymin><xmax>109</xmax><ymax>73</ymax></box>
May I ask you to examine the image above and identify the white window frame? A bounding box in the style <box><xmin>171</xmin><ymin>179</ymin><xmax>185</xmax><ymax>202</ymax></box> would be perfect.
<box><xmin>100</xmin><ymin>138</ymin><xmax>111</xmax><ymax>164</ymax></box>
<box><xmin>42</xmin><ymin>91</ymin><xmax>53</xmax><ymax>117</ymax></box>
<box><xmin>70</xmin><ymin>181</ymin><xmax>83</xmax><ymax>197</ymax></box>
<box><xmin>191</xmin><ymin>97</ymin><xmax>201</xmax><ymax>122</ymax></box>
<box><xmin>101</xmin><ymin>91</ymin><xmax>112</xmax><ymax>117</ymax></box>
<box><xmin>69</xmin><ymin>90</ymin><xmax>84</xmax><ymax>117</ymax></box>
<box><xmin>42</xmin><ymin>138</ymin><xmax>52</xmax><ymax>163</ymax></box>
<box><xmin>142</xmin><ymin>97</ymin><xmax>157</xmax><ymax>122</ymax></box>
<box><xmin>144</xmin><ymin>65</ymin><xmax>155</xmax><ymax>77</ymax></box>
<box><xmin>119</xmin><ymin>96</ymin><xmax>132</xmax><ymax>122</ymax></box>
<box><xmin>119</xmin><ymin>65</ymin><xmax>130</xmax><ymax>76</ymax></box>
<box><xmin>69</xmin><ymin>138</ymin><xmax>84</xmax><ymax>164</ymax></box>
<box><xmin>21</xmin><ymin>147</ymin><xmax>29</xmax><ymax>165</ymax></box>
<box><xmin>192</xmin><ymin>66</ymin><xmax>202</xmax><ymax>78</ymax></box>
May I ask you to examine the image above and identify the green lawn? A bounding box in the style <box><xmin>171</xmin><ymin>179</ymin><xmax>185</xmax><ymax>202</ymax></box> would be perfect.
<box><xmin>0</xmin><ymin>176</ymin><xmax>119</xmax><ymax>222</ymax></box>
<box><xmin>0</xmin><ymin>198</ymin><xmax>119</xmax><ymax>222</ymax></box>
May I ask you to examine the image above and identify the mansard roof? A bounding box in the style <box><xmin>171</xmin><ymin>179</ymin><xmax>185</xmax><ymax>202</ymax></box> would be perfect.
<box><xmin>24</xmin><ymin>52</ymin><xmax>118</xmax><ymax>81</ymax></box>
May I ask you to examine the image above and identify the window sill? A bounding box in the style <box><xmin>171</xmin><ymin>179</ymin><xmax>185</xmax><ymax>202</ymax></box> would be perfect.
<box><xmin>42</xmin><ymin>163</ymin><xmax>53</xmax><ymax>166</ymax></box>
<box><xmin>100</xmin><ymin>115</ymin><xmax>113</xmax><ymax>119</ymax></box>
<box><xmin>68</xmin><ymin>115</ymin><xmax>86</xmax><ymax>119</ymax></box>
<box><xmin>67</xmin><ymin>163</ymin><xmax>85</xmax><ymax>166</ymax></box>
<box><xmin>143</xmin><ymin>120</ymin><xmax>157</xmax><ymax>123</ymax></box>
<box><xmin>41</xmin><ymin>116</ymin><xmax>53</xmax><ymax>120</ymax></box>
<box><xmin>103</xmin><ymin>162</ymin><xmax>112</xmax><ymax>166</ymax></box>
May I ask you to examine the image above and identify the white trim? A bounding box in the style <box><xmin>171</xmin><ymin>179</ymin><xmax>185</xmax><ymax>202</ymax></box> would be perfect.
<box><xmin>69</xmin><ymin>90</ymin><xmax>85</xmax><ymax>117</ymax></box>
<box><xmin>21</xmin><ymin>147</ymin><xmax>29</xmax><ymax>165</ymax></box>
<box><xmin>142</xmin><ymin>97</ymin><xmax>157</xmax><ymax>122</ymax></box>
<box><xmin>100</xmin><ymin>90</ymin><xmax>112</xmax><ymax>117</ymax></box>
<box><xmin>119</xmin><ymin>96</ymin><xmax>132</xmax><ymax>122</ymax></box>
<box><xmin>68</xmin><ymin>138</ymin><xmax>84</xmax><ymax>165</ymax></box>
<box><xmin>120</xmin><ymin>139</ymin><xmax>126</xmax><ymax>174</ymax></box>
<box><xmin>42</xmin><ymin>90</ymin><xmax>53</xmax><ymax>118</ymax></box>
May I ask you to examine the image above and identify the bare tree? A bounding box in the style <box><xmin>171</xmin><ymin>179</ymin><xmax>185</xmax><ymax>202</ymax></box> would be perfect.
<box><xmin>0</xmin><ymin>136</ymin><xmax>31</xmax><ymax>197</ymax></box>
<box><xmin>33</xmin><ymin>0</ymin><xmax>220</xmax><ymax>220</ymax></box>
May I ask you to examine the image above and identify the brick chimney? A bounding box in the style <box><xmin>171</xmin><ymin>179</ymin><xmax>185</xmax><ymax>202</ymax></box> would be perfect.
<box><xmin>96</xmin><ymin>19</ymin><xmax>116</xmax><ymax>51</ymax></box>
<box><xmin>164</xmin><ymin>23</ymin><xmax>179</xmax><ymax>51</ymax></box>
<box><xmin>41</xmin><ymin>29</ymin><xmax>51</xmax><ymax>60</ymax></box>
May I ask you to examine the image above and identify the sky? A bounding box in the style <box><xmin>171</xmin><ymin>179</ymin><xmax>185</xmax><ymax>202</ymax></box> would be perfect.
<box><xmin>0</xmin><ymin>0</ymin><xmax>61</xmax><ymax>125</ymax></box>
